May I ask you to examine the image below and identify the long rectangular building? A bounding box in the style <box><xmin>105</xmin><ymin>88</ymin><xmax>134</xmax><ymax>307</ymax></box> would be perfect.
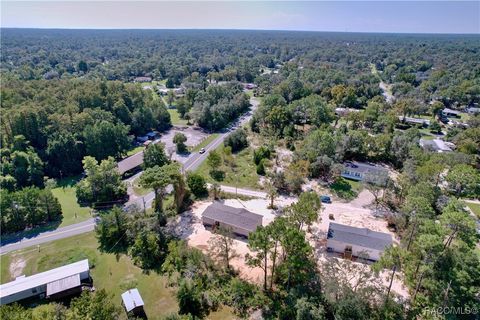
<box><xmin>327</xmin><ymin>223</ymin><xmax>393</xmax><ymax>261</ymax></box>
<box><xmin>202</xmin><ymin>202</ymin><xmax>263</xmax><ymax>237</ymax></box>
<box><xmin>0</xmin><ymin>259</ymin><xmax>90</xmax><ymax>305</ymax></box>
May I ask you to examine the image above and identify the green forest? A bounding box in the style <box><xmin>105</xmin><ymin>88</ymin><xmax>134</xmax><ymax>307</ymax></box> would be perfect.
<box><xmin>1</xmin><ymin>29</ymin><xmax>479</xmax><ymax>319</ymax></box>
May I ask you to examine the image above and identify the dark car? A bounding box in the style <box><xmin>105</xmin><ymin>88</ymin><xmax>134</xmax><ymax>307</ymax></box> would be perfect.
<box><xmin>320</xmin><ymin>195</ymin><xmax>332</xmax><ymax>203</ymax></box>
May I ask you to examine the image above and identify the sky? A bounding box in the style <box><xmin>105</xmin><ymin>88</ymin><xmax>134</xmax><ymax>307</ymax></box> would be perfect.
<box><xmin>1</xmin><ymin>1</ymin><xmax>479</xmax><ymax>34</ymax></box>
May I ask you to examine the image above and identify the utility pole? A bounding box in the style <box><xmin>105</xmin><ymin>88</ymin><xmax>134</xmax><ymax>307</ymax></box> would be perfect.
<box><xmin>142</xmin><ymin>197</ymin><xmax>146</xmax><ymax>215</ymax></box>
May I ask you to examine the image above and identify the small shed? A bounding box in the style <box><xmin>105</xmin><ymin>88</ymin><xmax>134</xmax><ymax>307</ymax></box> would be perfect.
<box><xmin>326</xmin><ymin>222</ymin><xmax>393</xmax><ymax>261</ymax></box>
<box><xmin>202</xmin><ymin>202</ymin><xmax>263</xmax><ymax>237</ymax></box>
<box><xmin>122</xmin><ymin>288</ymin><xmax>145</xmax><ymax>317</ymax></box>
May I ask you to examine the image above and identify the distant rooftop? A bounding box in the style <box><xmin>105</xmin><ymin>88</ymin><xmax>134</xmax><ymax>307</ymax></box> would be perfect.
<box><xmin>419</xmin><ymin>138</ymin><xmax>453</xmax><ymax>153</ymax></box>
<box><xmin>327</xmin><ymin>222</ymin><xmax>392</xmax><ymax>251</ymax></box>
<box><xmin>398</xmin><ymin>116</ymin><xmax>430</xmax><ymax>125</ymax></box>
<box><xmin>442</xmin><ymin>108</ymin><xmax>461</xmax><ymax>115</ymax></box>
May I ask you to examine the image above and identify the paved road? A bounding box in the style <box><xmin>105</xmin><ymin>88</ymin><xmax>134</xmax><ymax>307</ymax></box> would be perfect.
<box><xmin>0</xmin><ymin>94</ymin><xmax>261</xmax><ymax>254</ymax></box>
<box><xmin>127</xmin><ymin>94</ymin><xmax>260</xmax><ymax>209</ymax></box>
<box><xmin>0</xmin><ymin>218</ymin><xmax>96</xmax><ymax>255</ymax></box>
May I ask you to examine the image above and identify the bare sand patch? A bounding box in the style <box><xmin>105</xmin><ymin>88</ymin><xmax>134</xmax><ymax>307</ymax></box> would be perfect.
<box><xmin>8</xmin><ymin>255</ymin><xmax>26</xmax><ymax>280</ymax></box>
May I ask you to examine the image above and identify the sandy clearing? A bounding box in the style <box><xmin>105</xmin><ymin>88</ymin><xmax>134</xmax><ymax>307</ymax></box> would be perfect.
<box><xmin>171</xmin><ymin>191</ymin><xmax>408</xmax><ymax>298</ymax></box>
<box><xmin>8</xmin><ymin>255</ymin><xmax>26</xmax><ymax>280</ymax></box>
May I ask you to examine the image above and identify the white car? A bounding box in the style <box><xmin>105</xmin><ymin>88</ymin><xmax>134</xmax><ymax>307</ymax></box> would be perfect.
<box><xmin>199</xmin><ymin>148</ymin><xmax>206</xmax><ymax>154</ymax></box>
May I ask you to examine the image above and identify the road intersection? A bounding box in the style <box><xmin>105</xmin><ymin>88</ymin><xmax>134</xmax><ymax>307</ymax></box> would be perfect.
<box><xmin>1</xmin><ymin>94</ymin><xmax>261</xmax><ymax>254</ymax></box>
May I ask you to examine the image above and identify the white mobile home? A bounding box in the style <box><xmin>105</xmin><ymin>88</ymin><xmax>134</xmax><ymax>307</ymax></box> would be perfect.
<box><xmin>326</xmin><ymin>223</ymin><xmax>393</xmax><ymax>261</ymax></box>
<box><xmin>0</xmin><ymin>259</ymin><xmax>90</xmax><ymax>305</ymax></box>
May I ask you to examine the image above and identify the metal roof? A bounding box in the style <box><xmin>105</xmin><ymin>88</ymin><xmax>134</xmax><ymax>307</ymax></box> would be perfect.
<box><xmin>117</xmin><ymin>151</ymin><xmax>144</xmax><ymax>174</ymax></box>
<box><xmin>0</xmin><ymin>259</ymin><xmax>89</xmax><ymax>301</ymax></box>
<box><xmin>46</xmin><ymin>274</ymin><xmax>81</xmax><ymax>296</ymax></box>
<box><xmin>398</xmin><ymin>116</ymin><xmax>431</xmax><ymax>125</ymax></box>
<box><xmin>442</xmin><ymin>108</ymin><xmax>461</xmax><ymax>115</ymax></box>
<box><xmin>202</xmin><ymin>202</ymin><xmax>263</xmax><ymax>232</ymax></box>
<box><xmin>122</xmin><ymin>288</ymin><xmax>144</xmax><ymax>312</ymax></box>
<box><xmin>327</xmin><ymin>222</ymin><xmax>392</xmax><ymax>251</ymax></box>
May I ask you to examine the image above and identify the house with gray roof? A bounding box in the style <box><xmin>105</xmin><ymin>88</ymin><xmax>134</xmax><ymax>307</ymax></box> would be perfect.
<box><xmin>326</xmin><ymin>223</ymin><xmax>393</xmax><ymax>261</ymax></box>
<box><xmin>398</xmin><ymin>116</ymin><xmax>430</xmax><ymax>127</ymax></box>
<box><xmin>341</xmin><ymin>162</ymin><xmax>388</xmax><ymax>184</ymax></box>
<box><xmin>202</xmin><ymin>202</ymin><xmax>263</xmax><ymax>237</ymax></box>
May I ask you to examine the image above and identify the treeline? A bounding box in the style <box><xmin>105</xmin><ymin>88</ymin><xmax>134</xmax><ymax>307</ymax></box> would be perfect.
<box><xmin>176</xmin><ymin>82</ymin><xmax>250</xmax><ymax>131</ymax></box>
<box><xmin>1</xmin><ymin>79</ymin><xmax>171</xmax><ymax>180</ymax></box>
<box><xmin>0</xmin><ymin>186</ymin><xmax>62</xmax><ymax>235</ymax></box>
<box><xmin>3</xmin><ymin>30</ymin><xmax>479</xmax><ymax>109</ymax></box>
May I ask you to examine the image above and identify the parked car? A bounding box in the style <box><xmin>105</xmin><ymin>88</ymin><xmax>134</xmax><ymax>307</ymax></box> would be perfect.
<box><xmin>320</xmin><ymin>195</ymin><xmax>332</xmax><ymax>203</ymax></box>
<box><xmin>199</xmin><ymin>148</ymin><xmax>206</xmax><ymax>154</ymax></box>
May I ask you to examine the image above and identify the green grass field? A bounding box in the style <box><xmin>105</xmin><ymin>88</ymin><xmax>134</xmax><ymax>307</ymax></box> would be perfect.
<box><xmin>0</xmin><ymin>232</ymin><xmax>237</xmax><ymax>320</ymax></box>
<box><xmin>191</xmin><ymin>134</ymin><xmax>220</xmax><ymax>152</ymax></box>
<box><xmin>195</xmin><ymin>145</ymin><xmax>262</xmax><ymax>190</ymax></box>
<box><xmin>126</xmin><ymin>145</ymin><xmax>145</xmax><ymax>157</ymax></box>
<box><xmin>51</xmin><ymin>178</ymin><xmax>92</xmax><ymax>227</ymax></box>
<box><xmin>168</xmin><ymin>109</ymin><xmax>189</xmax><ymax>126</ymax></box>
<box><xmin>466</xmin><ymin>202</ymin><xmax>480</xmax><ymax>219</ymax></box>
<box><xmin>132</xmin><ymin>176</ymin><xmax>152</xmax><ymax>196</ymax></box>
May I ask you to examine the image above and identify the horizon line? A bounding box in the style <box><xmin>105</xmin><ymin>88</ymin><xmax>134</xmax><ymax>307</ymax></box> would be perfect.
<box><xmin>2</xmin><ymin>27</ymin><xmax>479</xmax><ymax>36</ymax></box>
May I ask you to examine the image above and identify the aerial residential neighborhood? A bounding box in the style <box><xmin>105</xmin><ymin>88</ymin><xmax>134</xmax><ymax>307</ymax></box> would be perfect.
<box><xmin>0</xmin><ymin>1</ymin><xmax>479</xmax><ymax>320</ymax></box>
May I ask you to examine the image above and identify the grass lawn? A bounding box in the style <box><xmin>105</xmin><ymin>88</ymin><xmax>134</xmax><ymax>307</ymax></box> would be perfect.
<box><xmin>196</xmin><ymin>145</ymin><xmax>262</xmax><ymax>190</ymax></box>
<box><xmin>191</xmin><ymin>133</ymin><xmax>220</xmax><ymax>152</ymax></box>
<box><xmin>126</xmin><ymin>145</ymin><xmax>145</xmax><ymax>157</ymax></box>
<box><xmin>346</xmin><ymin>179</ymin><xmax>362</xmax><ymax>192</ymax></box>
<box><xmin>168</xmin><ymin>109</ymin><xmax>189</xmax><ymax>126</ymax></box>
<box><xmin>0</xmin><ymin>232</ymin><xmax>237</xmax><ymax>320</ymax></box>
<box><xmin>330</xmin><ymin>177</ymin><xmax>362</xmax><ymax>201</ymax></box>
<box><xmin>466</xmin><ymin>202</ymin><xmax>480</xmax><ymax>219</ymax></box>
<box><xmin>420</xmin><ymin>134</ymin><xmax>435</xmax><ymax>140</ymax></box>
<box><xmin>132</xmin><ymin>176</ymin><xmax>152</xmax><ymax>196</ymax></box>
<box><xmin>51</xmin><ymin>177</ymin><xmax>92</xmax><ymax>227</ymax></box>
